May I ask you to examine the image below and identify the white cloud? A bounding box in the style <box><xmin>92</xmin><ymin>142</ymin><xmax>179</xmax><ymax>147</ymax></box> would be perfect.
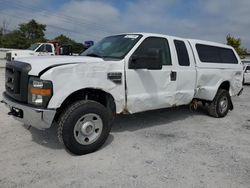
<box><xmin>0</xmin><ymin>0</ymin><xmax>250</xmax><ymax>49</ymax></box>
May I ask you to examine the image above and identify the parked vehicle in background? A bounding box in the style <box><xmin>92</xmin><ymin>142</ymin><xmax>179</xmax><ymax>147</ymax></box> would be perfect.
<box><xmin>243</xmin><ymin>64</ymin><xmax>250</xmax><ymax>84</ymax></box>
<box><xmin>79</xmin><ymin>41</ymin><xmax>94</xmax><ymax>54</ymax></box>
<box><xmin>6</xmin><ymin>41</ymin><xmax>72</xmax><ymax>61</ymax></box>
<box><xmin>1</xmin><ymin>33</ymin><xmax>243</xmax><ymax>155</ymax></box>
<box><xmin>242</xmin><ymin>59</ymin><xmax>250</xmax><ymax>65</ymax></box>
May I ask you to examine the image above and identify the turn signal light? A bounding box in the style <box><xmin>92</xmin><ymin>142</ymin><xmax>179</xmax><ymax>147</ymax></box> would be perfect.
<box><xmin>30</xmin><ymin>88</ymin><xmax>52</xmax><ymax>96</ymax></box>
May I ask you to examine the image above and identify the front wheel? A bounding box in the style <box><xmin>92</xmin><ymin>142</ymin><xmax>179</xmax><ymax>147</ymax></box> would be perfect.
<box><xmin>208</xmin><ymin>89</ymin><xmax>231</xmax><ymax>118</ymax></box>
<box><xmin>58</xmin><ymin>100</ymin><xmax>112</xmax><ymax>155</ymax></box>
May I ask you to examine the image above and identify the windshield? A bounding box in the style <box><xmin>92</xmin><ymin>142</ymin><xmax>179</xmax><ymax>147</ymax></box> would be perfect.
<box><xmin>81</xmin><ymin>34</ymin><xmax>142</xmax><ymax>59</ymax></box>
<box><xmin>27</xmin><ymin>43</ymin><xmax>40</xmax><ymax>51</ymax></box>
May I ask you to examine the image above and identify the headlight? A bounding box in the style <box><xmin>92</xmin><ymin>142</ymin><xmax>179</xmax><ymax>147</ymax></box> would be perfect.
<box><xmin>28</xmin><ymin>77</ymin><xmax>53</xmax><ymax>108</ymax></box>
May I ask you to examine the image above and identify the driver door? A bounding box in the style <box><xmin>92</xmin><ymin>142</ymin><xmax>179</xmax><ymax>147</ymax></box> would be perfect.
<box><xmin>125</xmin><ymin>36</ymin><xmax>177</xmax><ymax>113</ymax></box>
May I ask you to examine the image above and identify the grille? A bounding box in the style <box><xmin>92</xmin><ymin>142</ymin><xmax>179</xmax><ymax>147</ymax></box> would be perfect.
<box><xmin>5</xmin><ymin>61</ymin><xmax>31</xmax><ymax>102</ymax></box>
<box><xmin>5</xmin><ymin>66</ymin><xmax>21</xmax><ymax>94</ymax></box>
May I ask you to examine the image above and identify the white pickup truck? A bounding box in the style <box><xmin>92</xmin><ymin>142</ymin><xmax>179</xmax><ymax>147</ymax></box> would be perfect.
<box><xmin>6</xmin><ymin>43</ymin><xmax>56</xmax><ymax>61</ymax></box>
<box><xmin>2</xmin><ymin>33</ymin><xmax>243</xmax><ymax>155</ymax></box>
<box><xmin>5</xmin><ymin>42</ymin><xmax>72</xmax><ymax>61</ymax></box>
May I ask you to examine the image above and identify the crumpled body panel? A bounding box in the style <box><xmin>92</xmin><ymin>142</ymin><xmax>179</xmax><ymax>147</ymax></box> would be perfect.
<box><xmin>41</xmin><ymin>61</ymin><xmax>126</xmax><ymax>113</ymax></box>
<box><xmin>194</xmin><ymin>68</ymin><xmax>243</xmax><ymax>100</ymax></box>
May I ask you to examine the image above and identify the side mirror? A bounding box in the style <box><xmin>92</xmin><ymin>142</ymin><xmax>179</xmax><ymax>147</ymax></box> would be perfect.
<box><xmin>129</xmin><ymin>48</ymin><xmax>162</xmax><ymax>70</ymax></box>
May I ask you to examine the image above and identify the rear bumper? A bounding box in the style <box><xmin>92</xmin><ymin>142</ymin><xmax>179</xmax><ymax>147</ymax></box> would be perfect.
<box><xmin>1</xmin><ymin>92</ymin><xmax>56</xmax><ymax>130</ymax></box>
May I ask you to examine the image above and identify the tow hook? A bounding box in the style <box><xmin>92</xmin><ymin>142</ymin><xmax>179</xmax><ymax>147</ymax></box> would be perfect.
<box><xmin>8</xmin><ymin>107</ymin><xmax>23</xmax><ymax>118</ymax></box>
<box><xmin>8</xmin><ymin>110</ymin><xmax>18</xmax><ymax>116</ymax></box>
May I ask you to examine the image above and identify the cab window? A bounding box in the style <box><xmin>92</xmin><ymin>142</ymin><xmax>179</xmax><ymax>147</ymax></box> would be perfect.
<box><xmin>133</xmin><ymin>37</ymin><xmax>172</xmax><ymax>66</ymax></box>
<box><xmin>174</xmin><ymin>40</ymin><xmax>190</xmax><ymax>66</ymax></box>
<box><xmin>36</xmin><ymin>44</ymin><xmax>45</xmax><ymax>52</ymax></box>
<box><xmin>46</xmin><ymin>45</ymin><xmax>52</xmax><ymax>53</ymax></box>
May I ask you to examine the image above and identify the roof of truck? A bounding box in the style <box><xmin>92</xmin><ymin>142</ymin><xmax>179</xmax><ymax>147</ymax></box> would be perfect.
<box><xmin>120</xmin><ymin>32</ymin><xmax>233</xmax><ymax>49</ymax></box>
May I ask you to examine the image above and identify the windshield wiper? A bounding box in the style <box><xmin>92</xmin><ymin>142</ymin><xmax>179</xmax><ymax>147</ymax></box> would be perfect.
<box><xmin>85</xmin><ymin>53</ymin><xmax>102</xmax><ymax>58</ymax></box>
<box><xmin>102</xmin><ymin>56</ymin><xmax>122</xmax><ymax>59</ymax></box>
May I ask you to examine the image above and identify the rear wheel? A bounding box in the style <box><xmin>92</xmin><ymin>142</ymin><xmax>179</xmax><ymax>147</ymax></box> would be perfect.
<box><xmin>208</xmin><ymin>89</ymin><xmax>231</xmax><ymax>118</ymax></box>
<box><xmin>58</xmin><ymin>100</ymin><xmax>112</xmax><ymax>155</ymax></box>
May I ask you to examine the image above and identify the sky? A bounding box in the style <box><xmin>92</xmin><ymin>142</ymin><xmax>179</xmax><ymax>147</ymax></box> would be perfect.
<box><xmin>0</xmin><ymin>0</ymin><xmax>249</xmax><ymax>49</ymax></box>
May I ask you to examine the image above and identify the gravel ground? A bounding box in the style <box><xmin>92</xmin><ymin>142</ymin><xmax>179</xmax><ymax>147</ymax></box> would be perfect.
<box><xmin>0</xmin><ymin>67</ymin><xmax>250</xmax><ymax>188</ymax></box>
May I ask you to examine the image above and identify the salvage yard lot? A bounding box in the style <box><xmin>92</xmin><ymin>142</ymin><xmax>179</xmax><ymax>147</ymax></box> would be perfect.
<box><xmin>0</xmin><ymin>67</ymin><xmax>250</xmax><ymax>188</ymax></box>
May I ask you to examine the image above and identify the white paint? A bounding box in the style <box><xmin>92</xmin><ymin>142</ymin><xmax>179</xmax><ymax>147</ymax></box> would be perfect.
<box><xmin>188</xmin><ymin>39</ymin><xmax>243</xmax><ymax>99</ymax></box>
<box><xmin>6</xmin><ymin>43</ymin><xmax>55</xmax><ymax>61</ymax></box>
<box><xmin>8</xmin><ymin>33</ymin><xmax>244</xmax><ymax>115</ymax></box>
<box><xmin>244</xmin><ymin>65</ymin><xmax>250</xmax><ymax>84</ymax></box>
<box><xmin>40</xmin><ymin>59</ymin><xmax>126</xmax><ymax>113</ymax></box>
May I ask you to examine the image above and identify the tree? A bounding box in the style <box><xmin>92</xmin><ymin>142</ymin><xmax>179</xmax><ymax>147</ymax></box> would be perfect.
<box><xmin>0</xmin><ymin>19</ymin><xmax>47</xmax><ymax>49</ymax></box>
<box><xmin>226</xmin><ymin>34</ymin><xmax>247</xmax><ymax>58</ymax></box>
<box><xmin>19</xmin><ymin>19</ymin><xmax>47</xmax><ymax>46</ymax></box>
<box><xmin>54</xmin><ymin>34</ymin><xmax>84</xmax><ymax>54</ymax></box>
<box><xmin>0</xmin><ymin>19</ymin><xmax>85</xmax><ymax>53</ymax></box>
<box><xmin>1</xmin><ymin>30</ymin><xmax>28</xmax><ymax>49</ymax></box>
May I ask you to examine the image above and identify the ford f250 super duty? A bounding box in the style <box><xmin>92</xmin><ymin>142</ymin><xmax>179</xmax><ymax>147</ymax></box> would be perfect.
<box><xmin>1</xmin><ymin>33</ymin><xmax>243</xmax><ymax>155</ymax></box>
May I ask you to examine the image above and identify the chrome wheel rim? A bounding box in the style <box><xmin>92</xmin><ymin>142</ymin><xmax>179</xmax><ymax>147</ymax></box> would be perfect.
<box><xmin>219</xmin><ymin>96</ymin><xmax>228</xmax><ymax>114</ymax></box>
<box><xmin>74</xmin><ymin>113</ymin><xmax>103</xmax><ymax>145</ymax></box>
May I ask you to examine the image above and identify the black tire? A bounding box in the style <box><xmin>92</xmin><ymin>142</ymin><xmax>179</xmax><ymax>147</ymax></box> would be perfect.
<box><xmin>208</xmin><ymin>89</ymin><xmax>231</xmax><ymax>118</ymax></box>
<box><xmin>58</xmin><ymin>100</ymin><xmax>112</xmax><ymax>155</ymax></box>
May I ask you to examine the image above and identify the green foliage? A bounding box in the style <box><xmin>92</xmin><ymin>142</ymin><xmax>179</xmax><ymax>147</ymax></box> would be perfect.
<box><xmin>226</xmin><ymin>34</ymin><xmax>247</xmax><ymax>58</ymax></box>
<box><xmin>0</xmin><ymin>19</ymin><xmax>47</xmax><ymax>49</ymax></box>
<box><xmin>1</xmin><ymin>30</ymin><xmax>28</xmax><ymax>49</ymax></box>
<box><xmin>19</xmin><ymin>19</ymin><xmax>47</xmax><ymax>47</ymax></box>
<box><xmin>54</xmin><ymin>34</ymin><xmax>84</xmax><ymax>54</ymax></box>
<box><xmin>0</xmin><ymin>19</ymin><xmax>84</xmax><ymax>53</ymax></box>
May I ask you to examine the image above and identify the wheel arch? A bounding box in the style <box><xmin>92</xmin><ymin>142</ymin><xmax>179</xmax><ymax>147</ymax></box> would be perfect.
<box><xmin>218</xmin><ymin>81</ymin><xmax>230</xmax><ymax>92</ymax></box>
<box><xmin>54</xmin><ymin>88</ymin><xmax>116</xmax><ymax>122</ymax></box>
<box><xmin>214</xmin><ymin>80</ymin><xmax>233</xmax><ymax>110</ymax></box>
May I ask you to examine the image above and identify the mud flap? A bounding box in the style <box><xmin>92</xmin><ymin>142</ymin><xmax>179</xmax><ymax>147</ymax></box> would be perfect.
<box><xmin>229</xmin><ymin>97</ymin><xmax>234</xmax><ymax>111</ymax></box>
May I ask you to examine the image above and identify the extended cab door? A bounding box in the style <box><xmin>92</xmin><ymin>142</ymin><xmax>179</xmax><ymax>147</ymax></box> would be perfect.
<box><xmin>171</xmin><ymin>39</ymin><xmax>196</xmax><ymax>105</ymax></box>
<box><xmin>125</xmin><ymin>36</ymin><xmax>177</xmax><ymax>113</ymax></box>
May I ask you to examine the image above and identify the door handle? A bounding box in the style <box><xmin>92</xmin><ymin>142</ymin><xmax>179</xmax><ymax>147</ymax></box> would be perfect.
<box><xmin>170</xmin><ymin>71</ymin><xmax>177</xmax><ymax>81</ymax></box>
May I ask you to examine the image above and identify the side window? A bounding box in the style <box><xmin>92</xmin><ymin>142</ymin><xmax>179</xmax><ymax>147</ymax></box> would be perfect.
<box><xmin>133</xmin><ymin>37</ymin><xmax>172</xmax><ymax>65</ymax></box>
<box><xmin>220</xmin><ymin>48</ymin><xmax>238</xmax><ymax>64</ymax></box>
<box><xmin>196</xmin><ymin>44</ymin><xmax>238</xmax><ymax>64</ymax></box>
<box><xmin>246</xmin><ymin>66</ymin><xmax>250</xmax><ymax>71</ymax></box>
<box><xmin>174</xmin><ymin>40</ymin><xmax>190</xmax><ymax>66</ymax></box>
<box><xmin>36</xmin><ymin>44</ymin><xmax>45</xmax><ymax>52</ymax></box>
<box><xmin>46</xmin><ymin>45</ymin><xmax>52</xmax><ymax>53</ymax></box>
<box><xmin>196</xmin><ymin>44</ymin><xmax>220</xmax><ymax>63</ymax></box>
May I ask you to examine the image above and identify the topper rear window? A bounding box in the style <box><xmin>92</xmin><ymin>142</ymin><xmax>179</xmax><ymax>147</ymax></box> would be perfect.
<box><xmin>196</xmin><ymin>44</ymin><xmax>238</xmax><ymax>64</ymax></box>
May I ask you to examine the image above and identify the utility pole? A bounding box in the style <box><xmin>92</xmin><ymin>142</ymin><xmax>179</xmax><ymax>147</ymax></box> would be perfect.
<box><xmin>2</xmin><ymin>19</ymin><xmax>7</xmax><ymax>35</ymax></box>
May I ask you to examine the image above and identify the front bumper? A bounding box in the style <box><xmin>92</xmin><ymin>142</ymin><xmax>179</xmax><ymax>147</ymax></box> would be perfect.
<box><xmin>1</xmin><ymin>92</ymin><xmax>56</xmax><ymax>130</ymax></box>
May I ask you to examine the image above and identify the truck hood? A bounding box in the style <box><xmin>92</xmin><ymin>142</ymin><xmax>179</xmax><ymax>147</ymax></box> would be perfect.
<box><xmin>16</xmin><ymin>56</ymin><xmax>104</xmax><ymax>75</ymax></box>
